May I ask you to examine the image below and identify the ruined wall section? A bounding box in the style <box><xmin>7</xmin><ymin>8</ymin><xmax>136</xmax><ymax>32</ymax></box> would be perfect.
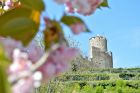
<box><xmin>91</xmin><ymin>46</ymin><xmax>113</xmax><ymax>68</ymax></box>
<box><xmin>89</xmin><ymin>35</ymin><xmax>113</xmax><ymax>68</ymax></box>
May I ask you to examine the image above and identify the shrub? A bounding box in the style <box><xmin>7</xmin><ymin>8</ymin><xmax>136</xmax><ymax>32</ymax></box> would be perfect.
<box><xmin>117</xmin><ymin>87</ymin><xmax>123</xmax><ymax>93</ymax></box>
<box><xmin>95</xmin><ymin>86</ymin><xmax>104</xmax><ymax>93</ymax></box>
<box><xmin>119</xmin><ymin>73</ymin><xmax>136</xmax><ymax>80</ymax></box>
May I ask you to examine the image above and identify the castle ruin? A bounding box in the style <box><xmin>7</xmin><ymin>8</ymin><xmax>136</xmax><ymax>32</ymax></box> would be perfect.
<box><xmin>89</xmin><ymin>35</ymin><xmax>113</xmax><ymax>68</ymax></box>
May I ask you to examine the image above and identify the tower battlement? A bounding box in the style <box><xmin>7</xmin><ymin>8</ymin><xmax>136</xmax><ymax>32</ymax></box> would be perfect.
<box><xmin>89</xmin><ymin>35</ymin><xmax>107</xmax><ymax>58</ymax></box>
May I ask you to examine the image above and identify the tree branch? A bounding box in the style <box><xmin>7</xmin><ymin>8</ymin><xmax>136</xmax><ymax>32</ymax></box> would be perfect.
<box><xmin>9</xmin><ymin>44</ymin><xmax>59</xmax><ymax>85</ymax></box>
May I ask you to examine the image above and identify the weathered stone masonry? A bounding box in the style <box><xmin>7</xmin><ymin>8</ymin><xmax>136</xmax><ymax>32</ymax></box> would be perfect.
<box><xmin>89</xmin><ymin>35</ymin><xmax>113</xmax><ymax>68</ymax></box>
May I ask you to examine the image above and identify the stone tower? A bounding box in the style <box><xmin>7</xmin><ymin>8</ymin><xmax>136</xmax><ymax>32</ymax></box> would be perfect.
<box><xmin>89</xmin><ymin>35</ymin><xmax>113</xmax><ymax>68</ymax></box>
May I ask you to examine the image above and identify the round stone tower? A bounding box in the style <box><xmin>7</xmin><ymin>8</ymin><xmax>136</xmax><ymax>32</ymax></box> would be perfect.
<box><xmin>89</xmin><ymin>35</ymin><xmax>107</xmax><ymax>58</ymax></box>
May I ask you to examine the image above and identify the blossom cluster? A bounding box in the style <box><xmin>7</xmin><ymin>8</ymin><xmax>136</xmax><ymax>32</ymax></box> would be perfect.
<box><xmin>0</xmin><ymin>0</ymin><xmax>19</xmax><ymax>11</ymax></box>
<box><xmin>0</xmin><ymin>37</ymin><xmax>79</xmax><ymax>93</ymax></box>
<box><xmin>55</xmin><ymin>0</ymin><xmax>104</xmax><ymax>15</ymax></box>
<box><xmin>9</xmin><ymin>49</ymin><xmax>42</xmax><ymax>93</ymax></box>
<box><xmin>39</xmin><ymin>45</ymin><xmax>78</xmax><ymax>80</ymax></box>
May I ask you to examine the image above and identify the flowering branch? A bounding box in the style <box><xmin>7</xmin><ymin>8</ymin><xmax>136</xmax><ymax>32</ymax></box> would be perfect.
<box><xmin>9</xmin><ymin>44</ymin><xmax>59</xmax><ymax>85</ymax></box>
<box><xmin>30</xmin><ymin>44</ymin><xmax>59</xmax><ymax>72</ymax></box>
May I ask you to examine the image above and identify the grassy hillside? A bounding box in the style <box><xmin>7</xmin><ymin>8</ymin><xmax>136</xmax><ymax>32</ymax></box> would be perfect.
<box><xmin>36</xmin><ymin>68</ymin><xmax>140</xmax><ymax>93</ymax></box>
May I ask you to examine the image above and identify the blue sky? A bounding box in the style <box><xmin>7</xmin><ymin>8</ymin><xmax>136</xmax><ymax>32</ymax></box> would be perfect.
<box><xmin>43</xmin><ymin>0</ymin><xmax>140</xmax><ymax>68</ymax></box>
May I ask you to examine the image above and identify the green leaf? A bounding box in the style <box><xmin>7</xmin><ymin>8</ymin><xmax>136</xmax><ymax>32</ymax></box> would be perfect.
<box><xmin>0</xmin><ymin>44</ymin><xmax>10</xmax><ymax>67</ymax></box>
<box><xmin>61</xmin><ymin>15</ymin><xmax>90</xmax><ymax>32</ymax></box>
<box><xmin>0</xmin><ymin>67</ymin><xmax>11</xmax><ymax>93</ymax></box>
<box><xmin>19</xmin><ymin>0</ymin><xmax>45</xmax><ymax>11</ymax></box>
<box><xmin>0</xmin><ymin>44</ymin><xmax>11</xmax><ymax>93</ymax></box>
<box><xmin>100</xmin><ymin>0</ymin><xmax>109</xmax><ymax>7</ymax></box>
<box><xmin>0</xmin><ymin>7</ymin><xmax>40</xmax><ymax>45</ymax></box>
<box><xmin>61</xmin><ymin>15</ymin><xmax>83</xmax><ymax>25</ymax></box>
<box><xmin>1</xmin><ymin>18</ymin><xmax>38</xmax><ymax>45</ymax></box>
<box><xmin>0</xmin><ymin>7</ymin><xmax>31</xmax><ymax>23</ymax></box>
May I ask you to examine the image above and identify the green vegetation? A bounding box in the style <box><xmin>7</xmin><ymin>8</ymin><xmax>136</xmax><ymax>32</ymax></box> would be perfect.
<box><xmin>36</xmin><ymin>68</ymin><xmax>140</xmax><ymax>93</ymax></box>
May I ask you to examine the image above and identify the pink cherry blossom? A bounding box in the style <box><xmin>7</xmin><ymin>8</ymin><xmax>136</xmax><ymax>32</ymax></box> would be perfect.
<box><xmin>8</xmin><ymin>45</ymin><xmax>78</xmax><ymax>93</ymax></box>
<box><xmin>9</xmin><ymin>49</ymin><xmax>42</xmax><ymax>93</ymax></box>
<box><xmin>3</xmin><ymin>0</ymin><xmax>14</xmax><ymax>10</ymax></box>
<box><xmin>9</xmin><ymin>49</ymin><xmax>32</xmax><ymax>75</ymax></box>
<box><xmin>12</xmin><ymin>71</ymin><xmax>42</xmax><ymax>93</ymax></box>
<box><xmin>70</xmin><ymin>23</ymin><xmax>86</xmax><ymax>34</ymax></box>
<box><xmin>39</xmin><ymin>45</ymin><xmax>79</xmax><ymax>80</ymax></box>
<box><xmin>12</xmin><ymin>77</ymin><xmax>34</xmax><ymax>93</ymax></box>
<box><xmin>0</xmin><ymin>37</ymin><xmax>44</xmax><ymax>63</ymax></box>
<box><xmin>55</xmin><ymin>0</ymin><xmax>104</xmax><ymax>15</ymax></box>
<box><xmin>8</xmin><ymin>49</ymin><xmax>33</xmax><ymax>93</ymax></box>
<box><xmin>5</xmin><ymin>0</ymin><xmax>13</xmax><ymax>7</ymax></box>
<box><xmin>65</xmin><ymin>1</ymin><xmax>75</xmax><ymax>13</ymax></box>
<box><xmin>0</xmin><ymin>37</ymin><xmax>23</xmax><ymax>60</ymax></box>
<box><xmin>24</xmin><ymin>41</ymin><xmax>44</xmax><ymax>63</ymax></box>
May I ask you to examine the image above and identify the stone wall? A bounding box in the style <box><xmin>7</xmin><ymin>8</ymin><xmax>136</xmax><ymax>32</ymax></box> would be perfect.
<box><xmin>89</xmin><ymin>35</ymin><xmax>113</xmax><ymax>68</ymax></box>
<box><xmin>91</xmin><ymin>46</ymin><xmax>113</xmax><ymax>68</ymax></box>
